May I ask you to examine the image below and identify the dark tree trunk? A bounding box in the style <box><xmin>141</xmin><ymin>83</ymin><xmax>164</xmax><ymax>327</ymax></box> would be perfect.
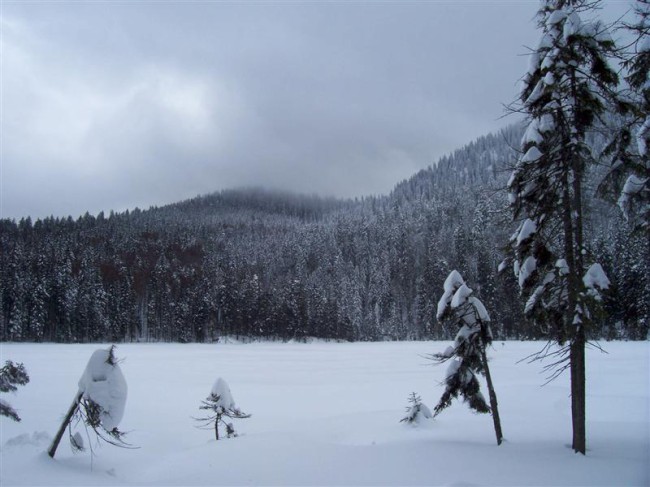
<box><xmin>48</xmin><ymin>392</ymin><xmax>83</xmax><ymax>458</ymax></box>
<box><xmin>570</xmin><ymin>153</ymin><xmax>586</xmax><ymax>455</ymax></box>
<box><xmin>481</xmin><ymin>347</ymin><xmax>503</xmax><ymax>445</ymax></box>
<box><xmin>571</xmin><ymin>327</ymin><xmax>586</xmax><ymax>454</ymax></box>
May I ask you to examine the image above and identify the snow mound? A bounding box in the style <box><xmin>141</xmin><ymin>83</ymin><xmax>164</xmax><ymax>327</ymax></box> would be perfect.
<box><xmin>3</xmin><ymin>431</ymin><xmax>51</xmax><ymax>450</ymax></box>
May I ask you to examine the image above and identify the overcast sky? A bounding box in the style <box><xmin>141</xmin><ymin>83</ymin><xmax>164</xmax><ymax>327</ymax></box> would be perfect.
<box><xmin>1</xmin><ymin>1</ymin><xmax>633</xmax><ymax>220</ymax></box>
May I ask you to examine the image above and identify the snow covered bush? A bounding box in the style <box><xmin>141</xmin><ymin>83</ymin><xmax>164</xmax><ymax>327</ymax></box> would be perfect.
<box><xmin>432</xmin><ymin>271</ymin><xmax>503</xmax><ymax>444</ymax></box>
<box><xmin>400</xmin><ymin>392</ymin><xmax>432</xmax><ymax>425</ymax></box>
<box><xmin>48</xmin><ymin>345</ymin><xmax>130</xmax><ymax>458</ymax></box>
<box><xmin>0</xmin><ymin>361</ymin><xmax>30</xmax><ymax>422</ymax></box>
<box><xmin>195</xmin><ymin>377</ymin><xmax>250</xmax><ymax>440</ymax></box>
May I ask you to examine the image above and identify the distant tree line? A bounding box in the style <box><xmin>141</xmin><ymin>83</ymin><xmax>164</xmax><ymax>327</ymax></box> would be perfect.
<box><xmin>1</xmin><ymin>125</ymin><xmax>647</xmax><ymax>343</ymax></box>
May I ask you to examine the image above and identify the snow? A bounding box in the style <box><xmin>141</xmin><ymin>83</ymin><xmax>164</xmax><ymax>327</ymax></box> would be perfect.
<box><xmin>516</xmin><ymin>218</ymin><xmax>537</xmax><ymax>246</ymax></box>
<box><xmin>468</xmin><ymin>296</ymin><xmax>490</xmax><ymax>322</ymax></box>
<box><xmin>209</xmin><ymin>377</ymin><xmax>235</xmax><ymax>410</ymax></box>
<box><xmin>437</xmin><ymin>270</ymin><xmax>465</xmax><ymax>319</ymax></box>
<box><xmin>525</xmin><ymin>80</ymin><xmax>546</xmax><ymax>105</ymax></box>
<box><xmin>539</xmin><ymin>113</ymin><xmax>555</xmax><ymax>132</ymax></box>
<box><xmin>445</xmin><ymin>358</ymin><xmax>461</xmax><ymax>380</ymax></box>
<box><xmin>77</xmin><ymin>348</ymin><xmax>127</xmax><ymax>431</ymax></box>
<box><xmin>543</xmin><ymin>71</ymin><xmax>555</xmax><ymax>86</ymax></box>
<box><xmin>450</xmin><ymin>284</ymin><xmax>473</xmax><ymax>309</ymax></box>
<box><xmin>1</xmin><ymin>341</ymin><xmax>648</xmax><ymax>486</ymax></box>
<box><xmin>527</xmin><ymin>50</ymin><xmax>540</xmax><ymax>75</ymax></box>
<box><xmin>518</xmin><ymin>256</ymin><xmax>537</xmax><ymax>287</ymax></box>
<box><xmin>638</xmin><ymin>117</ymin><xmax>649</xmax><ymax>156</ymax></box>
<box><xmin>618</xmin><ymin>175</ymin><xmax>647</xmax><ymax>215</ymax></box>
<box><xmin>524</xmin><ymin>271</ymin><xmax>556</xmax><ymax>315</ymax></box>
<box><xmin>563</xmin><ymin>12</ymin><xmax>582</xmax><ymax>40</ymax></box>
<box><xmin>583</xmin><ymin>264</ymin><xmax>610</xmax><ymax>300</ymax></box>
<box><xmin>520</xmin><ymin>146</ymin><xmax>543</xmax><ymax>164</ymax></box>
<box><xmin>547</xmin><ymin>9</ymin><xmax>567</xmax><ymax>26</ymax></box>
<box><xmin>521</xmin><ymin>119</ymin><xmax>543</xmax><ymax>146</ymax></box>
<box><xmin>555</xmin><ymin>259</ymin><xmax>569</xmax><ymax>276</ymax></box>
<box><xmin>443</xmin><ymin>270</ymin><xmax>464</xmax><ymax>293</ymax></box>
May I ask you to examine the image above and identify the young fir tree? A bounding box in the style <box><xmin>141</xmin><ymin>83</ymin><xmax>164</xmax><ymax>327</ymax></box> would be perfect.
<box><xmin>599</xmin><ymin>0</ymin><xmax>649</xmax><ymax>234</ymax></box>
<box><xmin>48</xmin><ymin>346</ymin><xmax>130</xmax><ymax>458</ymax></box>
<box><xmin>0</xmin><ymin>361</ymin><xmax>30</xmax><ymax>422</ymax></box>
<box><xmin>400</xmin><ymin>392</ymin><xmax>432</xmax><ymax>424</ymax></box>
<box><xmin>507</xmin><ymin>0</ymin><xmax>617</xmax><ymax>454</ymax></box>
<box><xmin>195</xmin><ymin>377</ymin><xmax>250</xmax><ymax>440</ymax></box>
<box><xmin>432</xmin><ymin>271</ymin><xmax>503</xmax><ymax>445</ymax></box>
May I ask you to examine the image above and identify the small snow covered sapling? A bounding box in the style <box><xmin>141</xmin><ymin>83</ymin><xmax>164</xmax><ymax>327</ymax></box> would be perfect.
<box><xmin>48</xmin><ymin>345</ymin><xmax>130</xmax><ymax>458</ymax></box>
<box><xmin>400</xmin><ymin>392</ymin><xmax>432</xmax><ymax>424</ymax></box>
<box><xmin>0</xmin><ymin>361</ymin><xmax>30</xmax><ymax>422</ymax></box>
<box><xmin>432</xmin><ymin>270</ymin><xmax>503</xmax><ymax>445</ymax></box>
<box><xmin>195</xmin><ymin>377</ymin><xmax>250</xmax><ymax>440</ymax></box>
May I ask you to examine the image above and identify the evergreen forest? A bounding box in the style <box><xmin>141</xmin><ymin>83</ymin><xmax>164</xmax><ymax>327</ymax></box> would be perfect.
<box><xmin>2</xmin><ymin>123</ymin><xmax>647</xmax><ymax>344</ymax></box>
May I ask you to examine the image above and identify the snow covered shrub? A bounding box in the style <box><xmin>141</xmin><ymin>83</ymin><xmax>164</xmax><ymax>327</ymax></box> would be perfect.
<box><xmin>400</xmin><ymin>392</ymin><xmax>432</xmax><ymax>424</ymax></box>
<box><xmin>432</xmin><ymin>271</ymin><xmax>503</xmax><ymax>444</ymax></box>
<box><xmin>0</xmin><ymin>361</ymin><xmax>30</xmax><ymax>422</ymax></box>
<box><xmin>48</xmin><ymin>345</ymin><xmax>130</xmax><ymax>458</ymax></box>
<box><xmin>195</xmin><ymin>377</ymin><xmax>250</xmax><ymax>440</ymax></box>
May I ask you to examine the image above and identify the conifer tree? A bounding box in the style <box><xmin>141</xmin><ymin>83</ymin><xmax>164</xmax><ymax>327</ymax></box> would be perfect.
<box><xmin>400</xmin><ymin>392</ymin><xmax>432</xmax><ymax>424</ymax></box>
<box><xmin>48</xmin><ymin>346</ymin><xmax>130</xmax><ymax>458</ymax></box>
<box><xmin>432</xmin><ymin>271</ymin><xmax>503</xmax><ymax>445</ymax></box>
<box><xmin>507</xmin><ymin>0</ymin><xmax>617</xmax><ymax>454</ymax></box>
<box><xmin>599</xmin><ymin>0</ymin><xmax>649</xmax><ymax>234</ymax></box>
<box><xmin>195</xmin><ymin>377</ymin><xmax>250</xmax><ymax>440</ymax></box>
<box><xmin>0</xmin><ymin>361</ymin><xmax>29</xmax><ymax>422</ymax></box>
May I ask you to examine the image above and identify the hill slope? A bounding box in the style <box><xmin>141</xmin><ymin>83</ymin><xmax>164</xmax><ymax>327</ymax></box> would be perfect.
<box><xmin>1</xmin><ymin>125</ymin><xmax>647</xmax><ymax>342</ymax></box>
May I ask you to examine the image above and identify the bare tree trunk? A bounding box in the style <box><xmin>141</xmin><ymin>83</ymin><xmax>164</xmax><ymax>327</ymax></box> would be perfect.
<box><xmin>571</xmin><ymin>154</ymin><xmax>587</xmax><ymax>455</ymax></box>
<box><xmin>215</xmin><ymin>414</ymin><xmax>220</xmax><ymax>441</ymax></box>
<box><xmin>481</xmin><ymin>347</ymin><xmax>503</xmax><ymax>445</ymax></box>
<box><xmin>48</xmin><ymin>392</ymin><xmax>83</xmax><ymax>458</ymax></box>
<box><xmin>571</xmin><ymin>327</ymin><xmax>586</xmax><ymax>454</ymax></box>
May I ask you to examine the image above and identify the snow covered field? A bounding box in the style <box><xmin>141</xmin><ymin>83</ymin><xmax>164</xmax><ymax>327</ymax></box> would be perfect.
<box><xmin>1</xmin><ymin>341</ymin><xmax>648</xmax><ymax>486</ymax></box>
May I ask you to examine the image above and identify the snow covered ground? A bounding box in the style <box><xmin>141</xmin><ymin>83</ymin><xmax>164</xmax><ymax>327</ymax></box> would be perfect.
<box><xmin>1</xmin><ymin>341</ymin><xmax>648</xmax><ymax>486</ymax></box>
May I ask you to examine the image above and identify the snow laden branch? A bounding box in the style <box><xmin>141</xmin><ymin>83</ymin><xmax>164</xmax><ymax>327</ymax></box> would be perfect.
<box><xmin>0</xmin><ymin>361</ymin><xmax>30</xmax><ymax>422</ymax></box>
<box><xmin>431</xmin><ymin>271</ymin><xmax>503</xmax><ymax>445</ymax></box>
<box><xmin>598</xmin><ymin>0</ymin><xmax>649</xmax><ymax>235</ymax></box>
<box><xmin>194</xmin><ymin>378</ymin><xmax>250</xmax><ymax>440</ymax></box>
<box><xmin>48</xmin><ymin>345</ymin><xmax>132</xmax><ymax>458</ymax></box>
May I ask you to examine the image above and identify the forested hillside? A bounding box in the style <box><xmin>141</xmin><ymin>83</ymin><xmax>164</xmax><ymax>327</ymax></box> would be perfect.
<box><xmin>1</xmin><ymin>124</ymin><xmax>647</xmax><ymax>343</ymax></box>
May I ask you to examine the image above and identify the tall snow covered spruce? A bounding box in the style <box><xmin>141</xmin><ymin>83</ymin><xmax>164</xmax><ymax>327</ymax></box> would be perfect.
<box><xmin>507</xmin><ymin>0</ymin><xmax>617</xmax><ymax>454</ymax></box>
<box><xmin>432</xmin><ymin>271</ymin><xmax>503</xmax><ymax>445</ymax></box>
<box><xmin>48</xmin><ymin>345</ymin><xmax>130</xmax><ymax>458</ymax></box>
<box><xmin>0</xmin><ymin>361</ymin><xmax>29</xmax><ymax>422</ymax></box>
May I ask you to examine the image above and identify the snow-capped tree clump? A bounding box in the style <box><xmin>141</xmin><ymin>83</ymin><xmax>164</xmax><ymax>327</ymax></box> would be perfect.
<box><xmin>77</xmin><ymin>348</ymin><xmax>128</xmax><ymax>431</ymax></box>
<box><xmin>400</xmin><ymin>392</ymin><xmax>432</xmax><ymax>425</ymax></box>
<box><xmin>48</xmin><ymin>346</ymin><xmax>130</xmax><ymax>458</ymax></box>
<box><xmin>431</xmin><ymin>270</ymin><xmax>503</xmax><ymax>445</ymax></box>
<box><xmin>195</xmin><ymin>377</ymin><xmax>250</xmax><ymax>440</ymax></box>
<box><xmin>507</xmin><ymin>0</ymin><xmax>618</xmax><ymax>454</ymax></box>
<box><xmin>0</xmin><ymin>361</ymin><xmax>29</xmax><ymax>422</ymax></box>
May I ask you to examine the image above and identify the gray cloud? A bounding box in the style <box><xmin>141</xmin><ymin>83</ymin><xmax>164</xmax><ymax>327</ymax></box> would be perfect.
<box><xmin>1</xmin><ymin>1</ymin><xmax>629</xmax><ymax>219</ymax></box>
